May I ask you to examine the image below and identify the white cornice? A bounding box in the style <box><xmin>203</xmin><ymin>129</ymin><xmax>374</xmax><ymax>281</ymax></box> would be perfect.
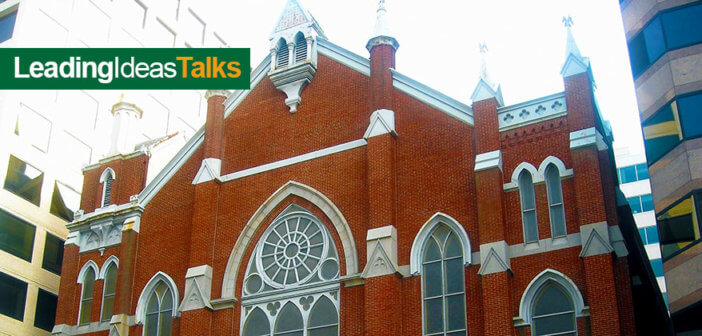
<box><xmin>317</xmin><ymin>39</ymin><xmax>370</xmax><ymax>76</ymax></box>
<box><xmin>497</xmin><ymin>92</ymin><xmax>567</xmax><ymax>131</ymax></box>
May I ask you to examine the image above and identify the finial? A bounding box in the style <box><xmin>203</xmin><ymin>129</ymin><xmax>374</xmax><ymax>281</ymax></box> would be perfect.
<box><xmin>367</xmin><ymin>0</ymin><xmax>398</xmax><ymax>51</ymax></box>
<box><xmin>479</xmin><ymin>42</ymin><xmax>488</xmax><ymax>54</ymax></box>
<box><xmin>562</xmin><ymin>15</ymin><xmax>573</xmax><ymax>28</ymax></box>
<box><xmin>119</xmin><ymin>93</ymin><xmax>124</xmax><ymax>102</ymax></box>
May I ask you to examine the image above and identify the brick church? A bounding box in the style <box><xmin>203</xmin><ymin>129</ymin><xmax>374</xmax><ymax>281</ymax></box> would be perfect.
<box><xmin>52</xmin><ymin>1</ymin><xmax>670</xmax><ymax>335</ymax></box>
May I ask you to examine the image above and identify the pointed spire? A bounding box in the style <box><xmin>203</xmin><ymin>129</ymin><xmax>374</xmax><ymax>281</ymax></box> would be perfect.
<box><xmin>271</xmin><ymin>0</ymin><xmax>325</xmax><ymax>39</ymax></box>
<box><xmin>471</xmin><ymin>42</ymin><xmax>503</xmax><ymax>105</ymax></box>
<box><xmin>560</xmin><ymin>15</ymin><xmax>590</xmax><ymax>77</ymax></box>
<box><xmin>366</xmin><ymin>0</ymin><xmax>399</xmax><ymax>51</ymax></box>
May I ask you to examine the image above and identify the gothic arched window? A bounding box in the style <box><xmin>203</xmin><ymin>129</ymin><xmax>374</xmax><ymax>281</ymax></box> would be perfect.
<box><xmin>240</xmin><ymin>206</ymin><xmax>340</xmax><ymax>336</ymax></box>
<box><xmin>144</xmin><ymin>281</ymin><xmax>173</xmax><ymax>336</ymax></box>
<box><xmin>100</xmin><ymin>168</ymin><xmax>115</xmax><ymax>207</ymax></box>
<box><xmin>101</xmin><ymin>261</ymin><xmax>118</xmax><ymax>322</ymax></box>
<box><xmin>519</xmin><ymin>169</ymin><xmax>538</xmax><ymax>243</ymax></box>
<box><xmin>294</xmin><ymin>32</ymin><xmax>307</xmax><ymax>63</ymax></box>
<box><xmin>422</xmin><ymin>224</ymin><xmax>466</xmax><ymax>335</ymax></box>
<box><xmin>531</xmin><ymin>283</ymin><xmax>576</xmax><ymax>335</ymax></box>
<box><xmin>276</xmin><ymin>39</ymin><xmax>289</xmax><ymax>69</ymax></box>
<box><xmin>545</xmin><ymin>164</ymin><xmax>566</xmax><ymax>238</ymax></box>
<box><xmin>78</xmin><ymin>263</ymin><xmax>97</xmax><ymax>325</ymax></box>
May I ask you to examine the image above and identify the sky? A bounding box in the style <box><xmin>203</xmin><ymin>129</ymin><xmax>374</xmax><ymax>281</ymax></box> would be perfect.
<box><xmin>202</xmin><ymin>0</ymin><xmax>643</xmax><ymax>153</ymax></box>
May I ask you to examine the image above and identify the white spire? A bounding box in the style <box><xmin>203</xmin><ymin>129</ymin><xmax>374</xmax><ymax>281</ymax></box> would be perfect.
<box><xmin>372</xmin><ymin>0</ymin><xmax>392</xmax><ymax>38</ymax></box>
<box><xmin>560</xmin><ymin>15</ymin><xmax>590</xmax><ymax>77</ymax></box>
<box><xmin>471</xmin><ymin>42</ymin><xmax>503</xmax><ymax>105</ymax></box>
<box><xmin>479</xmin><ymin>42</ymin><xmax>496</xmax><ymax>87</ymax></box>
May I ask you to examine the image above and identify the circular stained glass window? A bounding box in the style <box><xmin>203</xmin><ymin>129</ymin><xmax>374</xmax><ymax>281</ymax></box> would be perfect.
<box><xmin>256</xmin><ymin>212</ymin><xmax>329</xmax><ymax>288</ymax></box>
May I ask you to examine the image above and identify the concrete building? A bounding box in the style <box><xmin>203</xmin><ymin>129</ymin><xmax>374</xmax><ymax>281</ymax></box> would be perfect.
<box><xmin>614</xmin><ymin>146</ymin><xmax>667</xmax><ymax>304</ymax></box>
<box><xmin>52</xmin><ymin>1</ymin><xmax>671</xmax><ymax>335</ymax></box>
<box><xmin>619</xmin><ymin>0</ymin><xmax>702</xmax><ymax>333</ymax></box>
<box><xmin>0</xmin><ymin>0</ymin><xmax>228</xmax><ymax>335</ymax></box>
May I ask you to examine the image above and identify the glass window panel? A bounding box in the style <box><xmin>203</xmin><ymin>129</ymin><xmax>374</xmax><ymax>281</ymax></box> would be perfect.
<box><xmin>0</xmin><ymin>10</ymin><xmax>17</xmax><ymax>43</ymax></box>
<box><xmin>79</xmin><ymin>298</ymin><xmax>92</xmax><ymax>324</ymax></box>
<box><xmin>42</xmin><ymin>233</ymin><xmax>64</xmax><ymax>275</ymax></box>
<box><xmin>50</xmin><ymin>181</ymin><xmax>78</xmax><ymax>221</ymax></box>
<box><xmin>275</xmin><ymin>303</ymin><xmax>303</xmax><ymax>334</ymax></box>
<box><xmin>104</xmin><ymin>266</ymin><xmax>117</xmax><ymax>294</ymax></box>
<box><xmin>83</xmin><ymin>269</ymin><xmax>95</xmax><ymax>298</ymax></box>
<box><xmin>445</xmin><ymin>294</ymin><xmax>466</xmax><ymax>331</ymax></box>
<box><xmin>309</xmin><ymin>296</ymin><xmax>338</xmax><ymax>327</ymax></box>
<box><xmin>243</xmin><ymin>308</ymin><xmax>271</xmax><ymax>336</ymax></box>
<box><xmin>643</xmin><ymin>17</ymin><xmax>666</xmax><ymax>63</ymax></box>
<box><xmin>0</xmin><ymin>209</ymin><xmax>36</xmax><ymax>262</ymax></box>
<box><xmin>444</xmin><ymin>234</ymin><xmax>462</xmax><ymax>258</ymax></box>
<box><xmin>534</xmin><ymin>285</ymin><xmax>572</xmax><ymax>316</ymax></box>
<box><xmin>661</xmin><ymin>3</ymin><xmax>702</xmax><ymax>50</ymax></box>
<box><xmin>147</xmin><ymin>292</ymin><xmax>160</xmax><ymax>313</ymax></box>
<box><xmin>144</xmin><ymin>313</ymin><xmax>159</xmax><ymax>336</ymax></box>
<box><xmin>641</xmin><ymin>194</ymin><xmax>654</xmax><ymax>212</ymax></box>
<box><xmin>34</xmin><ymin>288</ymin><xmax>58</xmax><ymax>331</ymax></box>
<box><xmin>161</xmin><ymin>287</ymin><xmax>173</xmax><ymax>310</ymax></box>
<box><xmin>446</xmin><ymin>332</ymin><xmax>467</xmax><ymax>336</ymax></box>
<box><xmin>424</xmin><ymin>297</ymin><xmax>444</xmax><ymax>334</ymax></box>
<box><xmin>636</xmin><ymin>164</ymin><xmax>649</xmax><ymax>180</ymax></box>
<box><xmin>639</xmin><ymin>228</ymin><xmax>647</xmax><ymax>243</ymax></box>
<box><xmin>678</xmin><ymin>93</ymin><xmax>702</xmax><ymax>138</ymax></box>
<box><xmin>532</xmin><ymin>313</ymin><xmax>575</xmax><ymax>335</ymax></box>
<box><xmin>308</xmin><ymin>326</ymin><xmax>338</xmax><ymax>336</ymax></box>
<box><xmin>550</xmin><ymin>205</ymin><xmax>567</xmax><ymax>237</ymax></box>
<box><xmin>4</xmin><ymin>155</ymin><xmax>44</xmax><ymax>206</ymax></box>
<box><xmin>423</xmin><ymin>261</ymin><xmax>442</xmax><ymax>298</ymax></box>
<box><xmin>628</xmin><ymin>33</ymin><xmax>649</xmax><ymax>78</ymax></box>
<box><xmin>620</xmin><ymin>166</ymin><xmax>637</xmax><ymax>184</ymax></box>
<box><xmin>444</xmin><ymin>258</ymin><xmax>463</xmax><ymax>294</ymax></box>
<box><xmin>159</xmin><ymin>311</ymin><xmax>173</xmax><ymax>336</ymax></box>
<box><xmin>434</xmin><ymin>226</ymin><xmax>450</xmax><ymax>245</ymax></box>
<box><xmin>0</xmin><ymin>271</ymin><xmax>27</xmax><ymax>321</ymax></box>
<box><xmin>651</xmin><ymin>259</ymin><xmax>664</xmax><ymax>277</ymax></box>
<box><xmin>628</xmin><ymin>197</ymin><xmax>643</xmax><ymax>213</ymax></box>
<box><xmin>423</xmin><ymin>238</ymin><xmax>441</xmax><ymax>262</ymax></box>
<box><xmin>101</xmin><ymin>296</ymin><xmax>114</xmax><ymax>322</ymax></box>
<box><xmin>519</xmin><ymin>171</ymin><xmax>536</xmax><ymax>209</ymax></box>
<box><xmin>546</xmin><ymin>165</ymin><xmax>563</xmax><ymax>203</ymax></box>
<box><xmin>646</xmin><ymin>226</ymin><xmax>660</xmax><ymax>244</ymax></box>
<box><xmin>524</xmin><ymin>211</ymin><xmax>538</xmax><ymax>243</ymax></box>
<box><xmin>644</xmin><ymin>135</ymin><xmax>680</xmax><ymax>164</ymax></box>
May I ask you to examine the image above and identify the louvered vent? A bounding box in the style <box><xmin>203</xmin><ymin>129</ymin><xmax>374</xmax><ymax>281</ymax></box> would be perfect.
<box><xmin>102</xmin><ymin>173</ymin><xmax>113</xmax><ymax>207</ymax></box>
<box><xmin>294</xmin><ymin>33</ymin><xmax>307</xmax><ymax>63</ymax></box>
<box><xmin>276</xmin><ymin>41</ymin><xmax>289</xmax><ymax>69</ymax></box>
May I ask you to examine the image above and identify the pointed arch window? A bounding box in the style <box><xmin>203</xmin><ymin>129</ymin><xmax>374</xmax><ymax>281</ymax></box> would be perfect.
<box><xmin>294</xmin><ymin>32</ymin><xmax>307</xmax><ymax>64</ymax></box>
<box><xmin>144</xmin><ymin>281</ymin><xmax>173</xmax><ymax>336</ymax></box>
<box><xmin>240</xmin><ymin>205</ymin><xmax>340</xmax><ymax>336</ymax></box>
<box><xmin>100</xmin><ymin>168</ymin><xmax>115</xmax><ymax>207</ymax></box>
<box><xmin>519</xmin><ymin>170</ymin><xmax>538</xmax><ymax>243</ymax></box>
<box><xmin>78</xmin><ymin>266</ymin><xmax>96</xmax><ymax>325</ymax></box>
<box><xmin>545</xmin><ymin>164</ymin><xmax>566</xmax><ymax>238</ymax></box>
<box><xmin>101</xmin><ymin>262</ymin><xmax>118</xmax><ymax>322</ymax></box>
<box><xmin>276</xmin><ymin>39</ymin><xmax>289</xmax><ymax>69</ymax></box>
<box><xmin>422</xmin><ymin>224</ymin><xmax>466</xmax><ymax>336</ymax></box>
<box><xmin>531</xmin><ymin>283</ymin><xmax>576</xmax><ymax>335</ymax></box>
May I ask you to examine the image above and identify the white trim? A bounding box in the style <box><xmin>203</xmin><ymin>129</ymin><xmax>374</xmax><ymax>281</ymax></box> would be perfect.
<box><xmin>317</xmin><ymin>39</ymin><xmax>370</xmax><ymax>76</ymax></box>
<box><xmin>135</xmin><ymin>272</ymin><xmax>180</xmax><ymax>325</ymax></box>
<box><xmin>537</xmin><ymin>156</ymin><xmax>569</xmax><ymax>181</ymax></box>
<box><xmin>99</xmin><ymin>168</ymin><xmax>116</xmax><ymax>207</ymax></box>
<box><xmin>77</xmin><ymin>260</ymin><xmax>99</xmax><ymax>284</ymax></box>
<box><xmin>363</xmin><ymin>109</ymin><xmax>396</xmax><ymax>139</ymax></box>
<box><xmin>221</xmin><ymin>181</ymin><xmax>359</xmax><ymax>299</ymax></box>
<box><xmin>391</xmin><ymin>69</ymin><xmax>474</xmax><ymax>125</ymax></box>
<box><xmin>516</xmin><ymin>268</ymin><xmax>587</xmax><ymax>327</ymax></box>
<box><xmin>218</xmin><ymin>139</ymin><xmax>367</xmax><ymax>182</ymax></box>
<box><xmin>98</xmin><ymin>255</ymin><xmax>119</xmax><ymax>279</ymax></box>
<box><xmin>409</xmin><ymin>212</ymin><xmax>472</xmax><ymax>275</ymax></box>
<box><xmin>474</xmin><ymin>150</ymin><xmax>502</xmax><ymax>172</ymax></box>
<box><xmin>99</xmin><ymin>167</ymin><xmax>116</xmax><ymax>183</ymax></box>
<box><xmin>509</xmin><ymin>162</ymin><xmax>538</xmax><ymax>188</ymax></box>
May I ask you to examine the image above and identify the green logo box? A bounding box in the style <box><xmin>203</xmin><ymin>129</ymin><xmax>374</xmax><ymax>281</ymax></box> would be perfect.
<box><xmin>0</xmin><ymin>48</ymin><xmax>250</xmax><ymax>89</ymax></box>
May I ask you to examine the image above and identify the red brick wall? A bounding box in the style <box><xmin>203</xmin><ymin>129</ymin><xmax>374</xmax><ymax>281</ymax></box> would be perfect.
<box><xmin>80</xmin><ymin>154</ymin><xmax>149</xmax><ymax>213</ymax></box>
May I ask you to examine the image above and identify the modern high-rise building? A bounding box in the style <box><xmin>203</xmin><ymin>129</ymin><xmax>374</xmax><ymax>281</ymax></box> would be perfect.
<box><xmin>0</xmin><ymin>0</ymin><xmax>228</xmax><ymax>334</ymax></box>
<box><xmin>620</xmin><ymin>0</ymin><xmax>702</xmax><ymax>333</ymax></box>
<box><xmin>613</xmin><ymin>146</ymin><xmax>667</xmax><ymax>304</ymax></box>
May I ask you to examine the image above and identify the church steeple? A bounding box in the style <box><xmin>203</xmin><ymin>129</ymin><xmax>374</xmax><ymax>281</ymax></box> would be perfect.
<box><xmin>367</xmin><ymin>0</ymin><xmax>398</xmax><ymax>111</ymax></box>
<box><xmin>560</xmin><ymin>16</ymin><xmax>590</xmax><ymax>77</ymax></box>
<box><xmin>366</xmin><ymin>0</ymin><xmax>399</xmax><ymax>52</ymax></box>
<box><xmin>471</xmin><ymin>42</ymin><xmax>503</xmax><ymax>106</ymax></box>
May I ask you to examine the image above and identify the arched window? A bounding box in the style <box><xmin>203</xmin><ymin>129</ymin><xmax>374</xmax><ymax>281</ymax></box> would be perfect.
<box><xmin>144</xmin><ymin>281</ymin><xmax>173</xmax><ymax>336</ymax></box>
<box><xmin>531</xmin><ymin>283</ymin><xmax>576</xmax><ymax>335</ymax></box>
<box><xmin>545</xmin><ymin>164</ymin><xmax>566</xmax><ymax>238</ymax></box>
<box><xmin>307</xmin><ymin>296</ymin><xmax>338</xmax><ymax>335</ymax></box>
<box><xmin>422</xmin><ymin>224</ymin><xmax>466</xmax><ymax>335</ymax></box>
<box><xmin>294</xmin><ymin>32</ymin><xmax>307</xmax><ymax>63</ymax></box>
<box><xmin>519</xmin><ymin>170</ymin><xmax>538</xmax><ymax>243</ymax></box>
<box><xmin>78</xmin><ymin>264</ymin><xmax>97</xmax><ymax>325</ymax></box>
<box><xmin>276</xmin><ymin>39</ymin><xmax>289</xmax><ymax>69</ymax></box>
<box><xmin>101</xmin><ymin>262</ymin><xmax>118</xmax><ymax>322</ymax></box>
<box><xmin>274</xmin><ymin>302</ymin><xmax>303</xmax><ymax>336</ymax></box>
<box><xmin>100</xmin><ymin>168</ymin><xmax>115</xmax><ymax>207</ymax></box>
<box><xmin>243</xmin><ymin>308</ymin><xmax>270</xmax><ymax>336</ymax></box>
<box><xmin>240</xmin><ymin>205</ymin><xmax>340</xmax><ymax>336</ymax></box>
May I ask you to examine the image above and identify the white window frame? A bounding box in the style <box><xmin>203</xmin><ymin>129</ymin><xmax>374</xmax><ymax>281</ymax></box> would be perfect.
<box><xmin>99</xmin><ymin>256</ymin><xmax>119</xmax><ymax>322</ymax></box>
<box><xmin>77</xmin><ymin>260</ymin><xmax>99</xmax><ymax>325</ymax></box>
<box><xmin>99</xmin><ymin>168</ymin><xmax>116</xmax><ymax>207</ymax></box>
<box><xmin>544</xmin><ymin>163</ymin><xmax>567</xmax><ymax>239</ymax></box>
<box><xmin>135</xmin><ymin>272</ymin><xmax>180</xmax><ymax>330</ymax></box>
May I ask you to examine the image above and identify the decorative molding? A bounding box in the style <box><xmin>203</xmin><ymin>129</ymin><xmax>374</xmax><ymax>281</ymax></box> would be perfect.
<box><xmin>269</xmin><ymin>62</ymin><xmax>317</xmax><ymax>113</ymax></box>
<box><xmin>361</xmin><ymin>241</ymin><xmax>402</xmax><ymax>278</ymax></box>
<box><xmin>108</xmin><ymin>314</ymin><xmax>129</xmax><ymax>336</ymax></box>
<box><xmin>211</xmin><ymin>297</ymin><xmax>238</xmax><ymax>310</ymax></box>
<box><xmin>497</xmin><ymin>92</ymin><xmax>566</xmax><ymax>131</ymax></box>
<box><xmin>180</xmin><ymin>265</ymin><xmax>214</xmax><ymax>312</ymax></box>
<box><xmin>471</xmin><ymin>78</ymin><xmax>504</xmax><ymax>106</ymax></box>
<box><xmin>391</xmin><ymin>69</ymin><xmax>474</xmax><ymax>125</ymax></box>
<box><xmin>99</xmin><ymin>255</ymin><xmax>119</xmax><ymax>279</ymax></box>
<box><xmin>561</xmin><ymin>53</ymin><xmax>590</xmax><ymax>77</ymax></box>
<box><xmin>569</xmin><ymin>127</ymin><xmax>607</xmax><ymax>151</ymax></box>
<box><xmin>474</xmin><ymin>150</ymin><xmax>502</xmax><ymax>172</ymax></box>
<box><xmin>410</xmin><ymin>212</ymin><xmax>472</xmax><ymax>275</ymax></box>
<box><xmin>218</xmin><ymin>139</ymin><xmax>367</xmax><ymax>183</ymax></box>
<box><xmin>192</xmin><ymin>158</ymin><xmax>221</xmax><ymax>185</ymax></box>
<box><xmin>504</xmin><ymin>157</ymin><xmax>574</xmax><ymax>190</ymax></box>
<box><xmin>515</xmin><ymin>268</ymin><xmax>588</xmax><ymax>327</ymax></box>
<box><xmin>77</xmin><ymin>260</ymin><xmax>99</xmax><ymax>284</ymax></box>
<box><xmin>121</xmin><ymin>216</ymin><xmax>140</xmax><ymax>233</ymax></box>
<box><xmin>363</xmin><ymin>109</ymin><xmax>396</xmax><ymax>139</ymax></box>
<box><xmin>579</xmin><ymin>222</ymin><xmax>614</xmax><ymax>257</ymax></box>
<box><xmin>65</xmin><ymin>231</ymin><xmax>79</xmax><ymax>246</ymax></box>
<box><xmin>366</xmin><ymin>35</ymin><xmax>399</xmax><ymax>52</ymax></box>
<box><xmin>205</xmin><ymin>90</ymin><xmax>230</xmax><ymax>99</ymax></box>
<box><xmin>366</xmin><ymin>225</ymin><xmax>398</xmax><ymax>267</ymax></box>
<box><xmin>221</xmin><ymin>181</ymin><xmax>358</xmax><ymax>299</ymax></box>
<box><xmin>478</xmin><ymin>241</ymin><xmax>511</xmax><ymax>275</ymax></box>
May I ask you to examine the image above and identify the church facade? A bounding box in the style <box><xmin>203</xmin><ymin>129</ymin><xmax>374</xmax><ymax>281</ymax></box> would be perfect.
<box><xmin>52</xmin><ymin>1</ymin><xmax>670</xmax><ymax>336</ymax></box>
